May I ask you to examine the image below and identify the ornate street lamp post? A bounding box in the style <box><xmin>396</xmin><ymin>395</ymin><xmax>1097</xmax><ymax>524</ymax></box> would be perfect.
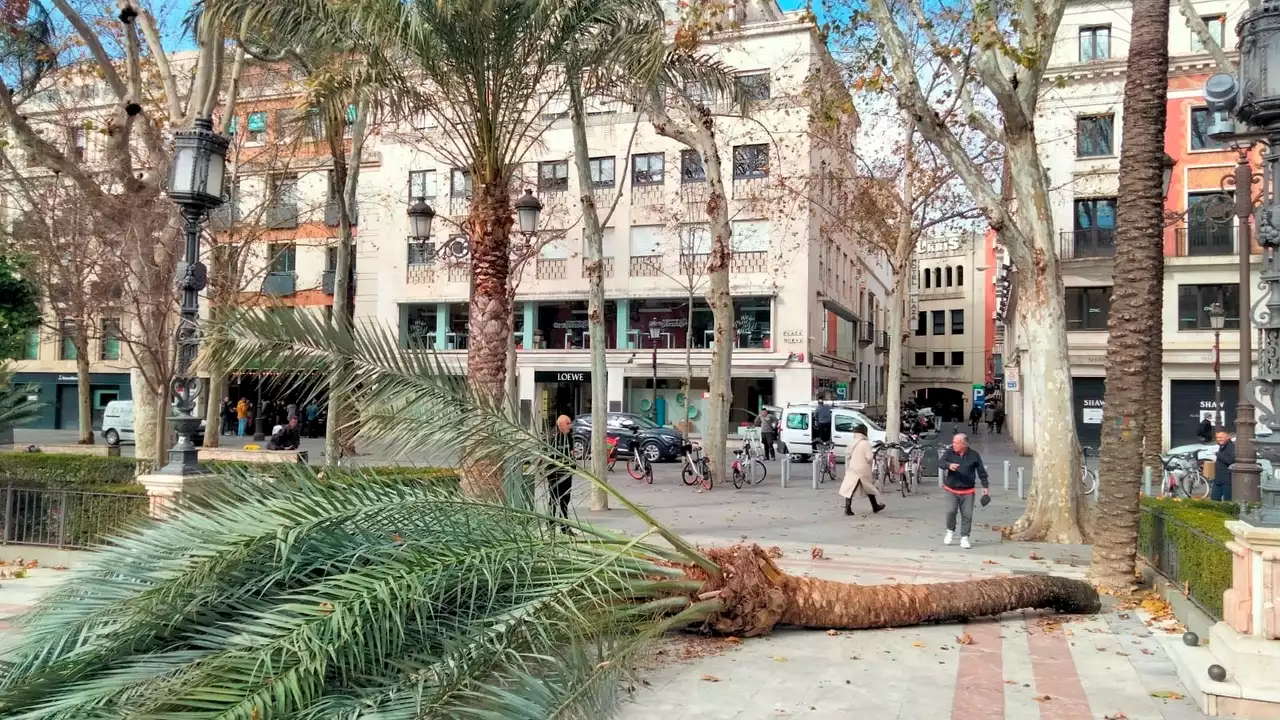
<box><xmin>649</xmin><ymin>322</ymin><xmax>662</xmax><ymax>418</ymax></box>
<box><xmin>1208</xmin><ymin>302</ymin><xmax>1226</xmax><ymax>429</ymax></box>
<box><xmin>161</xmin><ymin>117</ymin><xmax>229</xmax><ymax>475</ymax></box>
<box><xmin>1192</xmin><ymin>3</ymin><xmax>1280</xmax><ymax>523</ymax></box>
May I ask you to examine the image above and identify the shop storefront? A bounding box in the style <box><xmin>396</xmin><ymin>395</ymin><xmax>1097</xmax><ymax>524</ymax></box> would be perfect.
<box><xmin>1072</xmin><ymin>377</ymin><xmax>1106</xmax><ymax>447</ymax></box>
<box><xmin>1170</xmin><ymin>379</ymin><xmax>1237</xmax><ymax>447</ymax></box>
<box><xmin>628</xmin><ymin>297</ymin><xmax>773</xmax><ymax>350</ymax></box>
<box><xmin>534</xmin><ymin>369</ymin><xmax>594</xmax><ymax>429</ymax></box>
<box><xmin>10</xmin><ymin>372</ymin><xmax>132</xmax><ymax>431</ymax></box>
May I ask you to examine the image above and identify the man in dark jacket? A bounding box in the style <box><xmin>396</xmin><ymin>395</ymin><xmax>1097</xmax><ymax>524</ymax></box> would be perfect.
<box><xmin>548</xmin><ymin>415</ymin><xmax>577</xmax><ymax>531</ymax></box>
<box><xmin>1211</xmin><ymin>429</ymin><xmax>1235</xmax><ymax>501</ymax></box>
<box><xmin>940</xmin><ymin>433</ymin><xmax>989</xmax><ymax>549</ymax></box>
<box><xmin>267</xmin><ymin>417</ymin><xmax>301</xmax><ymax>451</ymax></box>
<box><xmin>757</xmin><ymin>409</ymin><xmax>778</xmax><ymax>460</ymax></box>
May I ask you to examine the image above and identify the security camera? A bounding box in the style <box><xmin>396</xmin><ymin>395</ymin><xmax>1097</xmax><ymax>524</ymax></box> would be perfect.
<box><xmin>1203</xmin><ymin>73</ymin><xmax>1240</xmax><ymax>140</ymax></box>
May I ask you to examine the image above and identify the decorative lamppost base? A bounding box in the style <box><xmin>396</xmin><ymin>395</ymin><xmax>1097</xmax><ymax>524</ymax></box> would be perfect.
<box><xmin>155</xmin><ymin>412</ymin><xmax>207</xmax><ymax>477</ymax></box>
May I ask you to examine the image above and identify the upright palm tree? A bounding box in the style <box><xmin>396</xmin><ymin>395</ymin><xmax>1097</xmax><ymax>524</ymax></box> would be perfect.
<box><xmin>0</xmin><ymin>311</ymin><xmax>1101</xmax><ymax>718</ymax></box>
<box><xmin>1091</xmin><ymin>0</ymin><xmax>1169</xmax><ymax>589</ymax></box>
<box><xmin>0</xmin><ymin>363</ymin><xmax>43</xmax><ymax>432</ymax></box>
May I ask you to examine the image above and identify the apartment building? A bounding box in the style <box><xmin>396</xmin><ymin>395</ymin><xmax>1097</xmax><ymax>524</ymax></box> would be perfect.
<box><xmin>1003</xmin><ymin>0</ymin><xmax>1256</xmax><ymax>450</ymax></box>
<box><xmin>354</xmin><ymin>1</ymin><xmax>892</xmax><ymax>432</ymax></box>
<box><xmin>905</xmin><ymin>233</ymin><xmax>992</xmax><ymax>420</ymax></box>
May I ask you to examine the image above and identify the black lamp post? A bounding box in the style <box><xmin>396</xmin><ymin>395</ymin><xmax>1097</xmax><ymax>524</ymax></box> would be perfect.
<box><xmin>514</xmin><ymin>189</ymin><xmax>543</xmax><ymax>236</ymax></box>
<box><xmin>1208</xmin><ymin>302</ymin><xmax>1226</xmax><ymax>429</ymax></box>
<box><xmin>160</xmin><ymin>116</ymin><xmax>229</xmax><ymax>476</ymax></box>
<box><xmin>649</xmin><ymin>322</ymin><xmax>661</xmax><ymax>420</ymax></box>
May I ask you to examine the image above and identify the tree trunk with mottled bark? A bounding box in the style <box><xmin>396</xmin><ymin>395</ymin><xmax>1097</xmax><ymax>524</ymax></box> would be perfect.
<box><xmin>202</xmin><ymin>372</ymin><xmax>225</xmax><ymax>448</ymax></box>
<box><xmin>1091</xmin><ymin>0</ymin><xmax>1169</xmax><ymax>590</ymax></box>
<box><xmin>688</xmin><ymin>545</ymin><xmax>1101</xmax><ymax>637</ymax></box>
<box><xmin>75</xmin><ymin>335</ymin><xmax>93</xmax><ymax>444</ymax></box>
<box><xmin>885</xmin><ymin>269</ymin><xmax>909</xmax><ymax>443</ymax></box>
<box><xmin>569</xmin><ymin>74</ymin><xmax>609</xmax><ymax>510</ymax></box>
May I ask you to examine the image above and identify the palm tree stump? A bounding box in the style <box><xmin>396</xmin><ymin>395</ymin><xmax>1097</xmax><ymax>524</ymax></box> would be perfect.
<box><xmin>688</xmin><ymin>544</ymin><xmax>1101</xmax><ymax>637</ymax></box>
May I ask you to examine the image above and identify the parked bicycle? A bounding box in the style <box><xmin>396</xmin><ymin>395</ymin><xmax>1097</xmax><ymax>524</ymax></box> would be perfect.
<box><xmin>680</xmin><ymin>441</ymin><xmax>713</xmax><ymax>490</ymax></box>
<box><xmin>814</xmin><ymin>440</ymin><xmax>837</xmax><ymax>484</ymax></box>
<box><xmin>731</xmin><ymin>437</ymin><xmax>768</xmax><ymax>489</ymax></box>
<box><xmin>874</xmin><ymin>441</ymin><xmax>913</xmax><ymax>497</ymax></box>
<box><xmin>627</xmin><ymin>446</ymin><xmax>654</xmax><ymax>484</ymax></box>
<box><xmin>1080</xmin><ymin>446</ymin><xmax>1099</xmax><ymax>496</ymax></box>
<box><xmin>1161</xmin><ymin>452</ymin><xmax>1210</xmax><ymax>499</ymax></box>
<box><xmin>571</xmin><ymin>435</ymin><xmax>620</xmax><ymax>472</ymax></box>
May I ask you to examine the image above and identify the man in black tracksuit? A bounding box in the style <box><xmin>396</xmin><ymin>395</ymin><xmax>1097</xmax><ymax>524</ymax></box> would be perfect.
<box><xmin>1211</xmin><ymin>429</ymin><xmax>1235</xmax><ymax>502</ymax></box>
<box><xmin>939</xmin><ymin>433</ymin><xmax>990</xmax><ymax>549</ymax></box>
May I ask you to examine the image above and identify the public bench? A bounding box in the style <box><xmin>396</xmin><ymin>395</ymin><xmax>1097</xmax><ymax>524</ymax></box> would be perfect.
<box><xmin>1</xmin><ymin>444</ymin><xmax>121</xmax><ymax>457</ymax></box>
<box><xmin>199</xmin><ymin>448</ymin><xmax>309</xmax><ymax>465</ymax></box>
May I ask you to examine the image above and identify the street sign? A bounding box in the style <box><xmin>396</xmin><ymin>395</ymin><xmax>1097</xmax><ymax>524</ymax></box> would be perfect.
<box><xmin>835</xmin><ymin>382</ymin><xmax>848</xmax><ymax>400</ymax></box>
<box><xmin>973</xmin><ymin>383</ymin><xmax>986</xmax><ymax>410</ymax></box>
<box><xmin>1005</xmin><ymin>367</ymin><xmax>1020</xmax><ymax>392</ymax></box>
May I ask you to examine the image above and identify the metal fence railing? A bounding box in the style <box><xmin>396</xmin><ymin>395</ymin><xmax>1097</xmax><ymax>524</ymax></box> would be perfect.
<box><xmin>1</xmin><ymin>486</ymin><xmax>150</xmax><ymax>550</ymax></box>
<box><xmin>1138</xmin><ymin>505</ymin><xmax>1232</xmax><ymax>620</ymax></box>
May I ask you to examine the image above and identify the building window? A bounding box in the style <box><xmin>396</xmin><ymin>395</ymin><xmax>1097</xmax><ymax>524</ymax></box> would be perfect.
<box><xmin>1065</xmin><ymin>286</ymin><xmax>1112</xmax><ymax>331</ymax></box>
<box><xmin>632</xmin><ymin>153</ymin><xmax>665</xmax><ymax>185</ymax></box>
<box><xmin>681</xmin><ymin>150</ymin><xmax>706</xmax><ymax>183</ymax></box>
<box><xmin>1178</xmin><ymin>284</ymin><xmax>1240</xmax><ymax>330</ymax></box>
<box><xmin>945</xmin><ymin>266</ymin><xmax>953</xmax><ymax>286</ymax></box>
<box><xmin>1073</xmin><ymin>197</ymin><xmax>1117</xmax><ymax>255</ymax></box>
<box><xmin>59</xmin><ymin>319</ymin><xmax>77</xmax><ymax>361</ymax></box>
<box><xmin>450</xmin><ymin>169</ymin><xmax>472</xmax><ymax>198</ymax></box>
<box><xmin>1077</xmin><ymin>115</ymin><xmax>1114</xmax><ymax>157</ymax></box>
<box><xmin>305</xmin><ymin>110</ymin><xmax>323</xmax><ymax>141</ymax></box>
<box><xmin>1079</xmin><ymin>25</ymin><xmax>1111</xmax><ymax>61</ymax></box>
<box><xmin>736</xmin><ymin>72</ymin><xmax>771</xmax><ymax>101</ymax></box>
<box><xmin>956</xmin><ymin>266</ymin><xmax>964</xmax><ymax>286</ymax></box>
<box><xmin>269</xmin><ymin>174</ymin><xmax>298</xmax><ymax>207</ymax></box>
<box><xmin>21</xmin><ymin>328</ymin><xmax>38</xmax><ymax>360</ymax></box>
<box><xmin>1191</xmin><ymin>15</ymin><xmax>1226</xmax><ymax>52</ymax></box>
<box><xmin>951</xmin><ymin>351</ymin><xmax>965</xmax><ymax>366</ymax></box>
<box><xmin>1190</xmin><ymin>108</ymin><xmax>1228</xmax><ymax>151</ymax></box>
<box><xmin>69</xmin><ymin>127</ymin><xmax>86</xmax><ymax>161</ymax></box>
<box><xmin>269</xmin><ymin>244</ymin><xmax>297</xmax><ymax>274</ymax></box>
<box><xmin>933</xmin><ymin>267</ymin><xmax>941</xmax><ymax>287</ymax></box>
<box><xmin>409</xmin><ymin>170</ymin><xmax>437</xmax><ymax>201</ymax></box>
<box><xmin>537</xmin><ymin>161</ymin><xmax>568</xmax><ymax>191</ymax></box>
<box><xmin>915</xmin><ymin>311</ymin><xmax>926</xmax><ymax>336</ymax></box>
<box><xmin>932</xmin><ymin>351</ymin><xmax>945</xmax><ymax>366</ymax></box>
<box><xmin>914</xmin><ymin>351</ymin><xmax>927</xmax><ymax>366</ymax></box>
<box><xmin>99</xmin><ymin>318</ymin><xmax>121</xmax><ymax>361</ymax></box>
<box><xmin>951</xmin><ymin>309</ymin><xmax>964</xmax><ymax>335</ymax></box>
<box><xmin>246</xmin><ymin>111</ymin><xmax>268</xmax><ymax>142</ymax></box>
<box><xmin>923</xmin><ymin>268</ymin><xmax>931</xmax><ymax>289</ymax></box>
<box><xmin>732</xmin><ymin>144</ymin><xmax>769</xmax><ymax>179</ymax></box>
<box><xmin>932</xmin><ymin>310</ymin><xmax>945</xmax><ymax>335</ymax></box>
<box><xmin>588</xmin><ymin>156</ymin><xmax>615</xmax><ymax>188</ymax></box>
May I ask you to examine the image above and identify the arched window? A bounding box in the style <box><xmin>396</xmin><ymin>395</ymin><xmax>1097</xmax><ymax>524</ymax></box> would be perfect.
<box><xmin>956</xmin><ymin>265</ymin><xmax>964</xmax><ymax>286</ymax></box>
<box><xmin>933</xmin><ymin>267</ymin><xmax>942</xmax><ymax>287</ymax></box>
<box><xmin>923</xmin><ymin>268</ymin><xmax>931</xmax><ymax>288</ymax></box>
<box><xmin>945</xmin><ymin>267</ymin><xmax>953</xmax><ymax>287</ymax></box>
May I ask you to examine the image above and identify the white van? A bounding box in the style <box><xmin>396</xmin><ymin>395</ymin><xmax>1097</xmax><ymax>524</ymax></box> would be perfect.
<box><xmin>779</xmin><ymin>402</ymin><xmax>886</xmax><ymax>461</ymax></box>
<box><xmin>101</xmin><ymin>400</ymin><xmax>206</xmax><ymax>446</ymax></box>
<box><xmin>101</xmin><ymin>400</ymin><xmax>134</xmax><ymax>446</ymax></box>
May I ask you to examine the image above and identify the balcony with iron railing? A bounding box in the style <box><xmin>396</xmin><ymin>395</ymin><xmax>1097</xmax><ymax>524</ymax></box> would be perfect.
<box><xmin>876</xmin><ymin>331</ymin><xmax>889</xmax><ymax>353</ymax></box>
<box><xmin>581</xmin><ymin>257</ymin><xmax>614</xmax><ymax>278</ymax></box>
<box><xmin>209</xmin><ymin>203</ymin><xmax>239</xmax><ymax>230</ymax></box>
<box><xmin>630</xmin><ymin>256</ymin><xmax>662</xmax><ymax>277</ymax></box>
<box><xmin>1058</xmin><ymin>229</ymin><xmax>1115</xmax><ymax>260</ymax></box>
<box><xmin>858</xmin><ymin>320</ymin><xmax>874</xmax><ymax>346</ymax></box>
<box><xmin>322</xmin><ymin>269</ymin><xmax>335</xmax><ymax>295</ymax></box>
<box><xmin>261</xmin><ymin>272</ymin><xmax>296</xmax><ymax>296</ymax></box>
<box><xmin>1174</xmin><ymin>224</ymin><xmax>1237</xmax><ymax>257</ymax></box>
<box><xmin>535</xmin><ymin>258</ymin><xmax>566</xmax><ymax>280</ymax></box>
<box><xmin>323</xmin><ymin>201</ymin><xmax>358</xmax><ymax>227</ymax></box>
<box><xmin>263</xmin><ymin>203</ymin><xmax>299</xmax><ymax>230</ymax></box>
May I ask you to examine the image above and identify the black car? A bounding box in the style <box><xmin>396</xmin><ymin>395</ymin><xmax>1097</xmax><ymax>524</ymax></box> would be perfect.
<box><xmin>571</xmin><ymin>412</ymin><xmax>684</xmax><ymax>463</ymax></box>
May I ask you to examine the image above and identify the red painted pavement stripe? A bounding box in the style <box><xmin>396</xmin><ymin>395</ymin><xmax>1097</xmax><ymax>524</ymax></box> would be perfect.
<box><xmin>950</xmin><ymin>619</ymin><xmax>1005</xmax><ymax>720</ymax></box>
<box><xmin>1026</xmin><ymin>620</ymin><xmax>1093</xmax><ymax>719</ymax></box>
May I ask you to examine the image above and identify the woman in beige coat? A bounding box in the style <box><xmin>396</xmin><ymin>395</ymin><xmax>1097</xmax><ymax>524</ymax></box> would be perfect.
<box><xmin>839</xmin><ymin>424</ymin><xmax>885</xmax><ymax>516</ymax></box>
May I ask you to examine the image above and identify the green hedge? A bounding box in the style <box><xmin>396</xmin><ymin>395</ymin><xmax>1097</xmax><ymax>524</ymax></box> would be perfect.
<box><xmin>1139</xmin><ymin>497</ymin><xmax>1235</xmax><ymax>618</ymax></box>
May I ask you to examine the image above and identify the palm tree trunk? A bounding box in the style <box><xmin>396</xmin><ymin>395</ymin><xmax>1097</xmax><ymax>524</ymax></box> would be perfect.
<box><xmin>689</xmin><ymin>544</ymin><xmax>1100</xmax><ymax>637</ymax></box>
<box><xmin>569</xmin><ymin>74</ymin><xmax>610</xmax><ymax>510</ymax></box>
<box><xmin>202</xmin><ymin>371</ymin><xmax>225</xmax><ymax>448</ymax></box>
<box><xmin>1091</xmin><ymin>0</ymin><xmax>1169</xmax><ymax>589</ymax></box>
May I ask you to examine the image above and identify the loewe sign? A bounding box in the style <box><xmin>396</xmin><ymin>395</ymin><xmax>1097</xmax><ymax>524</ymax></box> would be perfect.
<box><xmin>535</xmin><ymin>371</ymin><xmax>591</xmax><ymax>383</ymax></box>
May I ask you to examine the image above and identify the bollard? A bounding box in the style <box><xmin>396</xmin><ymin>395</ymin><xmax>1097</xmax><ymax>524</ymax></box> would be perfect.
<box><xmin>811</xmin><ymin>456</ymin><xmax>818</xmax><ymax>490</ymax></box>
<box><xmin>1003</xmin><ymin>460</ymin><xmax>1010</xmax><ymax>491</ymax></box>
<box><xmin>1142</xmin><ymin>466</ymin><xmax>1152</xmax><ymax>497</ymax></box>
<box><xmin>781</xmin><ymin>456</ymin><xmax>790</xmax><ymax>488</ymax></box>
<box><xmin>937</xmin><ymin>467</ymin><xmax>944</xmax><ymax>488</ymax></box>
<box><xmin>1017</xmin><ymin>468</ymin><xmax>1025</xmax><ymax>499</ymax></box>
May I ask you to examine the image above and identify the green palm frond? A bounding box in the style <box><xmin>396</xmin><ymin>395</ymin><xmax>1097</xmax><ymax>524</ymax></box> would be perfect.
<box><xmin>0</xmin><ymin>468</ymin><xmax>719</xmax><ymax>719</ymax></box>
<box><xmin>0</xmin><ymin>362</ymin><xmax>42</xmax><ymax>431</ymax></box>
<box><xmin>198</xmin><ymin>308</ymin><xmax>714</xmax><ymax>571</ymax></box>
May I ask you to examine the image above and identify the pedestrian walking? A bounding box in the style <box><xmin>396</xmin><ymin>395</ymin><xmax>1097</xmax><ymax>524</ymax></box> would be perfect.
<box><xmin>984</xmin><ymin>403</ymin><xmax>995</xmax><ymax>433</ymax></box>
<box><xmin>236</xmin><ymin>397</ymin><xmax>250</xmax><ymax>436</ymax></box>
<box><xmin>993</xmin><ymin>405</ymin><xmax>1006</xmax><ymax>435</ymax></box>
<box><xmin>305</xmin><ymin>402</ymin><xmax>320</xmax><ymax>438</ymax></box>
<box><xmin>968</xmin><ymin>405</ymin><xmax>982</xmax><ymax>434</ymax></box>
<box><xmin>940</xmin><ymin>432</ymin><xmax>990</xmax><ymax>549</ymax></box>
<box><xmin>220</xmin><ymin>397</ymin><xmax>235</xmax><ymax>435</ymax></box>
<box><xmin>757</xmin><ymin>409</ymin><xmax>778</xmax><ymax>460</ymax></box>
<box><xmin>839</xmin><ymin>423</ymin><xmax>885</xmax><ymax>516</ymax></box>
<box><xmin>548</xmin><ymin>414</ymin><xmax>576</xmax><ymax>533</ymax></box>
<box><xmin>1211</xmin><ymin>428</ymin><xmax>1235</xmax><ymax>501</ymax></box>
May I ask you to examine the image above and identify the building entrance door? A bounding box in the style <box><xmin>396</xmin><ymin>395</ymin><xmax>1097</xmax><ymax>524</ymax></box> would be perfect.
<box><xmin>534</xmin><ymin>371</ymin><xmax>593</xmax><ymax>430</ymax></box>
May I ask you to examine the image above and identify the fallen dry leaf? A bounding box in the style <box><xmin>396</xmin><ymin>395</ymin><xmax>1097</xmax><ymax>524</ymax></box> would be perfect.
<box><xmin>982</xmin><ymin>559</ymin><xmax>1000</xmax><ymax>565</ymax></box>
<box><xmin>774</xmin><ymin>655</ymin><xmax>788</xmax><ymax>662</ymax></box>
<box><xmin>912</xmin><ymin>641</ymin><xmax>926</xmax><ymax>648</ymax></box>
<box><xmin>1004</xmin><ymin>680</ymin><xmax>1017</xmax><ymax>685</ymax></box>
<box><xmin>826</xmin><ymin>629</ymin><xmax>840</xmax><ymax>636</ymax></box>
<box><xmin>52</xmin><ymin>564</ymin><xmax>68</xmax><ymax>571</ymax></box>
<box><xmin>1104</xmin><ymin>713</ymin><xmax>1129</xmax><ymax>720</ymax></box>
<box><xmin>1150</xmin><ymin>690</ymin><xmax>1184</xmax><ymax>701</ymax></box>
<box><xmin>957</xmin><ymin>633</ymin><xmax>974</xmax><ymax>645</ymax></box>
<box><xmin>766</xmin><ymin>546</ymin><xmax>783</xmax><ymax>559</ymax></box>
<box><xmin>700</xmin><ymin>674</ymin><xmax>720</xmax><ymax>683</ymax></box>
<box><xmin>1034</xmin><ymin>695</ymin><xmax>1052</xmax><ymax>702</ymax></box>
<box><xmin>1029</xmin><ymin>552</ymin><xmax>1041</xmax><ymax>560</ymax></box>
<box><xmin>1141</xmin><ymin>648</ymin><xmax>1154</xmax><ymax>655</ymax></box>
<box><xmin>725</xmin><ymin>636</ymin><xmax>742</xmax><ymax>645</ymax></box>
<box><xmin>811</xmin><ymin>546</ymin><xmax>825</xmax><ymax>560</ymax></box>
